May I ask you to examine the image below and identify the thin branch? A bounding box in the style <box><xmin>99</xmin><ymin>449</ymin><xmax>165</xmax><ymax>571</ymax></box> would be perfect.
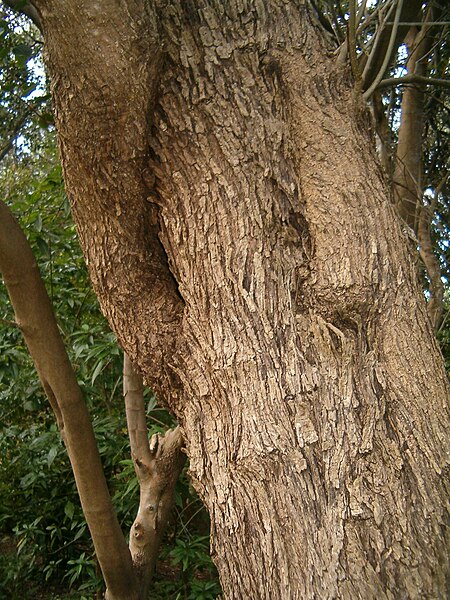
<box><xmin>124</xmin><ymin>353</ymin><xmax>152</xmax><ymax>466</ymax></box>
<box><xmin>356</xmin><ymin>0</ymin><xmax>368</xmax><ymax>28</ymax></box>
<box><xmin>363</xmin><ymin>0</ymin><xmax>404</xmax><ymax>100</ymax></box>
<box><xmin>387</xmin><ymin>21</ymin><xmax>450</xmax><ymax>26</ymax></box>
<box><xmin>360</xmin><ymin>0</ymin><xmax>397</xmax><ymax>83</ymax></box>
<box><xmin>348</xmin><ymin>0</ymin><xmax>360</xmax><ymax>83</ymax></box>
<box><xmin>377</xmin><ymin>74</ymin><xmax>450</xmax><ymax>91</ymax></box>
<box><xmin>0</xmin><ymin>316</ymin><xmax>18</xmax><ymax>327</ymax></box>
<box><xmin>124</xmin><ymin>354</ymin><xmax>186</xmax><ymax>599</ymax></box>
<box><xmin>360</xmin><ymin>0</ymin><xmax>423</xmax><ymax>93</ymax></box>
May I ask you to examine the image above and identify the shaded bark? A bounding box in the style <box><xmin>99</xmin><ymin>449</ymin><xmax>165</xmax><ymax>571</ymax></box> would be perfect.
<box><xmin>33</xmin><ymin>1</ymin><xmax>449</xmax><ymax>598</ymax></box>
<box><xmin>123</xmin><ymin>355</ymin><xmax>186</xmax><ymax>597</ymax></box>
<box><xmin>393</xmin><ymin>11</ymin><xmax>444</xmax><ymax>330</ymax></box>
<box><xmin>393</xmin><ymin>23</ymin><xmax>430</xmax><ymax>228</ymax></box>
<box><xmin>0</xmin><ymin>200</ymin><xmax>138</xmax><ymax>600</ymax></box>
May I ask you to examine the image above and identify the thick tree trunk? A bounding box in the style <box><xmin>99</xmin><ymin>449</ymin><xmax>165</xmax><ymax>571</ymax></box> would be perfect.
<box><xmin>35</xmin><ymin>1</ymin><xmax>449</xmax><ymax>598</ymax></box>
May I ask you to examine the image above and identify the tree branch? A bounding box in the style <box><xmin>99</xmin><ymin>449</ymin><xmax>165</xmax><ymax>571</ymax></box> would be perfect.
<box><xmin>377</xmin><ymin>73</ymin><xmax>450</xmax><ymax>91</ymax></box>
<box><xmin>124</xmin><ymin>354</ymin><xmax>186</xmax><ymax>598</ymax></box>
<box><xmin>124</xmin><ymin>353</ymin><xmax>152</xmax><ymax>467</ymax></box>
<box><xmin>360</xmin><ymin>0</ymin><xmax>423</xmax><ymax>93</ymax></box>
<box><xmin>348</xmin><ymin>0</ymin><xmax>360</xmax><ymax>84</ymax></box>
<box><xmin>363</xmin><ymin>0</ymin><xmax>404</xmax><ymax>100</ymax></box>
<box><xmin>0</xmin><ymin>200</ymin><xmax>138</xmax><ymax>600</ymax></box>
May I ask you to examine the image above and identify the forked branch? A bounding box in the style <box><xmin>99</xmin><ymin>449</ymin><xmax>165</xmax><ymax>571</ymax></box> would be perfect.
<box><xmin>124</xmin><ymin>354</ymin><xmax>186</xmax><ymax>598</ymax></box>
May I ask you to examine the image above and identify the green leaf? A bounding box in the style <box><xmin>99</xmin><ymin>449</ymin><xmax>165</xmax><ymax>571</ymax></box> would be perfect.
<box><xmin>34</xmin><ymin>214</ymin><xmax>42</xmax><ymax>232</ymax></box>
<box><xmin>12</xmin><ymin>43</ymin><xmax>33</xmax><ymax>60</ymax></box>
<box><xmin>64</xmin><ymin>500</ymin><xmax>74</xmax><ymax>520</ymax></box>
<box><xmin>91</xmin><ymin>359</ymin><xmax>104</xmax><ymax>385</ymax></box>
<box><xmin>47</xmin><ymin>445</ymin><xmax>58</xmax><ymax>467</ymax></box>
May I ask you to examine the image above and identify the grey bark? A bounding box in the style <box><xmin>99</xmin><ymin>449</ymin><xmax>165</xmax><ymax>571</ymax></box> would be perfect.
<box><xmin>124</xmin><ymin>355</ymin><xmax>186</xmax><ymax>598</ymax></box>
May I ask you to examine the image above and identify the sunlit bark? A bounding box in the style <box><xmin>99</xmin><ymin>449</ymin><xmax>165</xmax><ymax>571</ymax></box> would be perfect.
<box><xmin>30</xmin><ymin>1</ymin><xmax>450</xmax><ymax>598</ymax></box>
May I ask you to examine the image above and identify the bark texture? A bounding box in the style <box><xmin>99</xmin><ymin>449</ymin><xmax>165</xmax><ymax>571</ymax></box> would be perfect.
<box><xmin>35</xmin><ymin>1</ymin><xmax>449</xmax><ymax>598</ymax></box>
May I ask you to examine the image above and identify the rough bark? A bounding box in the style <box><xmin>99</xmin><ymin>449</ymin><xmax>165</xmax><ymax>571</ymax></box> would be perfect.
<box><xmin>34</xmin><ymin>0</ymin><xmax>184</xmax><ymax>400</ymax></box>
<box><xmin>0</xmin><ymin>201</ymin><xmax>138</xmax><ymax>600</ymax></box>
<box><xmin>123</xmin><ymin>354</ymin><xmax>186</xmax><ymax>597</ymax></box>
<box><xmin>34</xmin><ymin>1</ymin><xmax>449</xmax><ymax>598</ymax></box>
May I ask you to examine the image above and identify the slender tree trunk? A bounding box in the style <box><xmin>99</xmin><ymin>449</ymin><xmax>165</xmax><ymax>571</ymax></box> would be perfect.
<box><xmin>34</xmin><ymin>1</ymin><xmax>449</xmax><ymax>598</ymax></box>
<box><xmin>0</xmin><ymin>201</ymin><xmax>139</xmax><ymax>600</ymax></box>
<box><xmin>393</xmin><ymin>22</ymin><xmax>430</xmax><ymax>228</ymax></box>
<box><xmin>393</xmin><ymin>11</ymin><xmax>444</xmax><ymax>330</ymax></box>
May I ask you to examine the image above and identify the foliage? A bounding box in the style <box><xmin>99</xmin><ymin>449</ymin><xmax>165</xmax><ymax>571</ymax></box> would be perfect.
<box><xmin>0</xmin><ymin>5</ymin><xmax>51</xmax><ymax>161</ymax></box>
<box><xmin>0</xmin><ymin>139</ymin><xmax>220</xmax><ymax>597</ymax></box>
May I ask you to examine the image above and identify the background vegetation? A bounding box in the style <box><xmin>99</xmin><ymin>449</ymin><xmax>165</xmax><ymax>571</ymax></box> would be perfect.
<box><xmin>0</xmin><ymin>2</ymin><xmax>448</xmax><ymax>598</ymax></box>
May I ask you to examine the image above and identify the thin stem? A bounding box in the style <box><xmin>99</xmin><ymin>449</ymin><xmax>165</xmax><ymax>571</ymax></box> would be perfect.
<box><xmin>377</xmin><ymin>74</ymin><xmax>450</xmax><ymax>91</ymax></box>
<box><xmin>363</xmin><ymin>0</ymin><xmax>404</xmax><ymax>100</ymax></box>
<box><xmin>0</xmin><ymin>200</ymin><xmax>138</xmax><ymax>600</ymax></box>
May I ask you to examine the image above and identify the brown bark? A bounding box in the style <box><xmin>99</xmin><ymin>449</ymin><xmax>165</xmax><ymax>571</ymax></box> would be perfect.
<box><xmin>123</xmin><ymin>354</ymin><xmax>186</xmax><ymax>597</ymax></box>
<box><xmin>393</xmin><ymin>12</ymin><xmax>444</xmax><ymax>331</ymax></box>
<box><xmin>34</xmin><ymin>0</ymin><xmax>184</xmax><ymax>398</ymax></box>
<box><xmin>34</xmin><ymin>1</ymin><xmax>449</xmax><ymax>598</ymax></box>
<box><xmin>0</xmin><ymin>201</ymin><xmax>138</xmax><ymax>600</ymax></box>
<box><xmin>393</xmin><ymin>24</ymin><xmax>430</xmax><ymax>228</ymax></box>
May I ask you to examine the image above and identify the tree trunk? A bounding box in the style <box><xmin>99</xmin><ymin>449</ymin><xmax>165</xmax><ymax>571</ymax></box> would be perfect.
<box><xmin>392</xmin><ymin>10</ymin><xmax>444</xmax><ymax>331</ymax></box>
<box><xmin>34</xmin><ymin>1</ymin><xmax>449</xmax><ymax>598</ymax></box>
<box><xmin>0</xmin><ymin>201</ymin><xmax>139</xmax><ymax>600</ymax></box>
